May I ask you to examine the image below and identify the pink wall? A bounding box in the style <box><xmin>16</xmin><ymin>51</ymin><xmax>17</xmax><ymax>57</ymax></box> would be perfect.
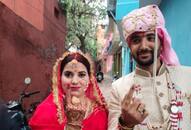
<box><xmin>0</xmin><ymin>0</ymin><xmax>66</xmax><ymax>113</ymax></box>
<box><xmin>0</xmin><ymin>0</ymin><xmax>44</xmax><ymax>30</ymax></box>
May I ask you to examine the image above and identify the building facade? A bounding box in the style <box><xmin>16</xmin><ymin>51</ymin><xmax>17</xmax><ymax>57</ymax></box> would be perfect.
<box><xmin>0</xmin><ymin>0</ymin><xmax>66</xmax><ymax>110</ymax></box>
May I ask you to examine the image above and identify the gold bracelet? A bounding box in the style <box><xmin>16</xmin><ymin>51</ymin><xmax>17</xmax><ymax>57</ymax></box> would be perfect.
<box><xmin>118</xmin><ymin>116</ymin><xmax>134</xmax><ymax>130</ymax></box>
<box><xmin>118</xmin><ymin>123</ymin><xmax>134</xmax><ymax>130</ymax></box>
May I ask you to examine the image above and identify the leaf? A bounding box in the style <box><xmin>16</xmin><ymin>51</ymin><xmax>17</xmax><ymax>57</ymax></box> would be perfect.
<box><xmin>59</xmin><ymin>0</ymin><xmax>106</xmax><ymax>58</ymax></box>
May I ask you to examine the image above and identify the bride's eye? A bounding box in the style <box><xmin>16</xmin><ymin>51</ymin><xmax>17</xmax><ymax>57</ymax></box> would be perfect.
<box><xmin>78</xmin><ymin>72</ymin><xmax>86</xmax><ymax>78</ymax></box>
<box><xmin>64</xmin><ymin>71</ymin><xmax>73</xmax><ymax>78</ymax></box>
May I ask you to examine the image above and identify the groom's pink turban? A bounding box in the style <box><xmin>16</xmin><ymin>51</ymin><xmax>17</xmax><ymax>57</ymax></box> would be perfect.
<box><xmin>121</xmin><ymin>4</ymin><xmax>180</xmax><ymax>66</ymax></box>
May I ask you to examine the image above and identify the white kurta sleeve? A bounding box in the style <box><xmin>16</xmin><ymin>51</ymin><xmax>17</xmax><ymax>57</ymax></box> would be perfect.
<box><xmin>108</xmin><ymin>86</ymin><xmax>121</xmax><ymax>130</ymax></box>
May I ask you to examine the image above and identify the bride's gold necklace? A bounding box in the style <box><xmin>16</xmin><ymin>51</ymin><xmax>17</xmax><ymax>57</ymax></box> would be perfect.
<box><xmin>64</xmin><ymin>97</ymin><xmax>93</xmax><ymax>130</ymax></box>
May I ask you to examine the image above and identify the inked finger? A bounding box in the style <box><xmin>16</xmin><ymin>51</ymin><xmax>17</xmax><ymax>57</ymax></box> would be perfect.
<box><xmin>122</xmin><ymin>85</ymin><xmax>136</xmax><ymax>105</ymax></box>
<box><xmin>130</xmin><ymin>98</ymin><xmax>141</xmax><ymax>110</ymax></box>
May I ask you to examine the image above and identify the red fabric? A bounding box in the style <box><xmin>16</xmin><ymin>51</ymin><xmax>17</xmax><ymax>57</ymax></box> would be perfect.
<box><xmin>83</xmin><ymin>107</ymin><xmax>108</xmax><ymax>130</ymax></box>
<box><xmin>29</xmin><ymin>93</ymin><xmax>108</xmax><ymax>130</ymax></box>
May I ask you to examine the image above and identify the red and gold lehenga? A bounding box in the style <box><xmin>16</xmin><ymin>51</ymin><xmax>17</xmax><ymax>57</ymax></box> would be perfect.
<box><xmin>29</xmin><ymin>52</ymin><xmax>108</xmax><ymax>130</ymax></box>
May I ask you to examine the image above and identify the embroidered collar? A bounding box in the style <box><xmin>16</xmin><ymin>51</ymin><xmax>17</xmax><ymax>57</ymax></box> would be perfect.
<box><xmin>135</xmin><ymin>63</ymin><xmax>166</xmax><ymax>77</ymax></box>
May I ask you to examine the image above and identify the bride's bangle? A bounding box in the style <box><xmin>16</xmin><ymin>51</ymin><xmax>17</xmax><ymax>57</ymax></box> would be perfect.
<box><xmin>118</xmin><ymin>116</ymin><xmax>134</xmax><ymax>130</ymax></box>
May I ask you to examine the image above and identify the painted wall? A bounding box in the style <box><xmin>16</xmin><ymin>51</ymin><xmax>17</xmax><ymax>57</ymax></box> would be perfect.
<box><xmin>0</xmin><ymin>0</ymin><xmax>44</xmax><ymax>30</ymax></box>
<box><xmin>160</xmin><ymin>0</ymin><xmax>191</xmax><ymax>66</ymax></box>
<box><xmin>139</xmin><ymin>0</ymin><xmax>161</xmax><ymax>7</ymax></box>
<box><xmin>115</xmin><ymin>0</ymin><xmax>139</xmax><ymax>20</ymax></box>
<box><xmin>122</xmin><ymin>47</ymin><xmax>129</xmax><ymax>75</ymax></box>
<box><xmin>0</xmin><ymin>1</ymin><xmax>66</xmax><ymax>110</ymax></box>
